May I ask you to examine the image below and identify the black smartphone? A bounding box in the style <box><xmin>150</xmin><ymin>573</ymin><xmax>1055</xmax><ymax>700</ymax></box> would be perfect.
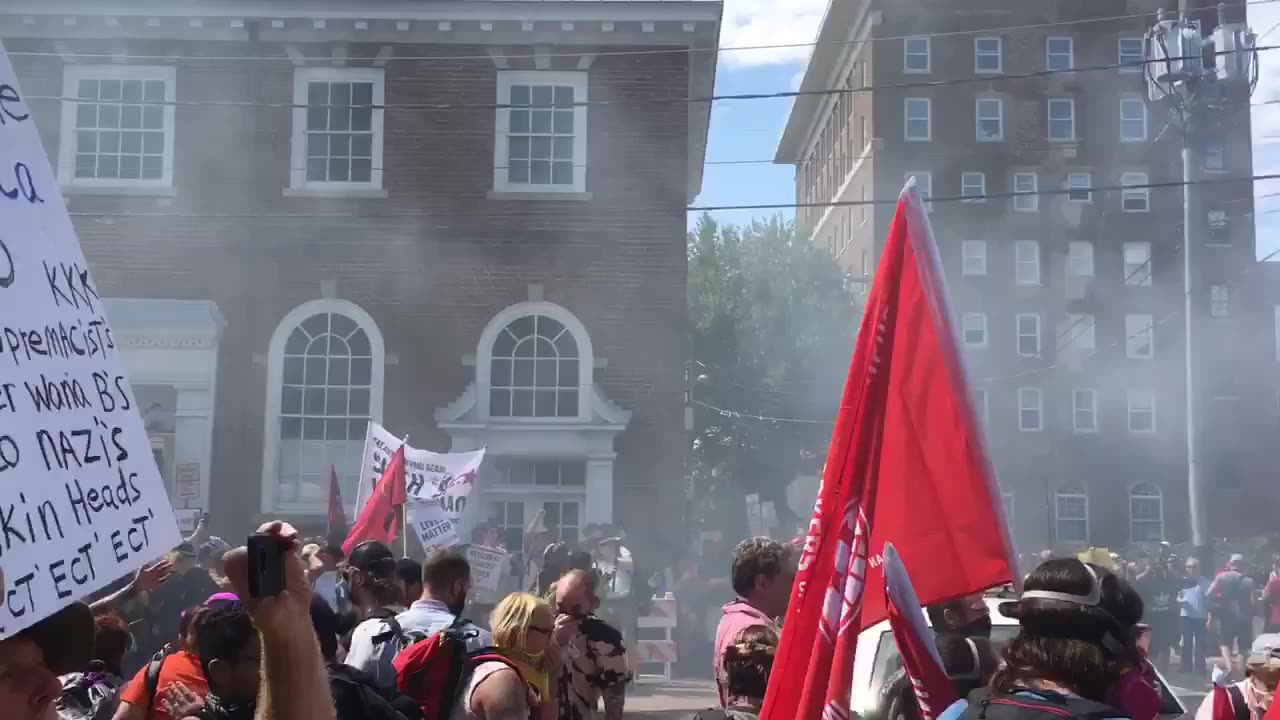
<box><xmin>247</xmin><ymin>534</ymin><xmax>286</xmax><ymax>598</ymax></box>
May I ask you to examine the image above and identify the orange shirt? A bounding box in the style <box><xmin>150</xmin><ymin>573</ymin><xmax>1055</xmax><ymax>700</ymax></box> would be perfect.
<box><xmin>118</xmin><ymin>651</ymin><xmax>208</xmax><ymax>720</ymax></box>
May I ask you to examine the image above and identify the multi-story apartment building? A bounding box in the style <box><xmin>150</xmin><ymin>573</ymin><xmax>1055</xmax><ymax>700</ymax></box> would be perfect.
<box><xmin>776</xmin><ymin>0</ymin><xmax>1270</xmax><ymax>550</ymax></box>
<box><xmin>2</xmin><ymin>0</ymin><xmax>721</xmax><ymax>562</ymax></box>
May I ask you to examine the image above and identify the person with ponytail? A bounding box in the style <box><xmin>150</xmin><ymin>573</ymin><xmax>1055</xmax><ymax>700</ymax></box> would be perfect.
<box><xmin>692</xmin><ymin>625</ymin><xmax>778</xmax><ymax>720</ymax></box>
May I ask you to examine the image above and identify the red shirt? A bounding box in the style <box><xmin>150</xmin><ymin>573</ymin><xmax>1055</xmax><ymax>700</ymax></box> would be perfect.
<box><xmin>1263</xmin><ymin>577</ymin><xmax>1280</xmax><ymax>628</ymax></box>
<box><xmin>118</xmin><ymin>651</ymin><xmax>208</xmax><ymax>720</ymax></box>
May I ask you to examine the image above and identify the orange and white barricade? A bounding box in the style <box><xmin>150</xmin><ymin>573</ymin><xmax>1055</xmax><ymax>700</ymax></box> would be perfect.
<box><xmin>634</xmin><ymin>592</ymin><xmax>679</xmax><ymax>682</ymax></box>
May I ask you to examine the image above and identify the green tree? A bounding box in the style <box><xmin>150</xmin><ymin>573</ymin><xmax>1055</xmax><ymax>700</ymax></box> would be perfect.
<box><xmin>688</xmin><ymin>213</ymin><xmax>860</xmax><ymax>538</ymax></box>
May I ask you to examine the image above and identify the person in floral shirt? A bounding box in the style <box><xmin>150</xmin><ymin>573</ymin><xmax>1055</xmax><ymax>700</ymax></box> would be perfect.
<box><xmin>551</xmin><ymin>570</ymin><xmax>630</xmax><ymax>720</ymax></box>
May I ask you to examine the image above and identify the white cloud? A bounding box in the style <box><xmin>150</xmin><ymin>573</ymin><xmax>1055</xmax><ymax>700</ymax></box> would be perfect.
<box><xmin>719</xmin><ymin>0</ymin><xmax>830</xmax><ymax>67</ymax></box>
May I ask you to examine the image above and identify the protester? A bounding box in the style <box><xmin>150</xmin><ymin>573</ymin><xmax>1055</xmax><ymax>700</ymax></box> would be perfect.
<box><xmin>57</xmin><ymin>614</ymin><xmax>133</xmax><ymax>720</ymax></box>
<box><xmin>694</xmin><ymin>625</ymin><xmax>779</xmax><ymax>720</ymax></box>
<box><xmin>713</xmin><ymin>538</ymin><xmax>796</xmax><ymax>707</ymax></box>
<box><xmin>1137</xmin><ymin>554</ymin><xmax>1178</xmax><ymax>670</ymax></box>
<box><xmin>456</xmin><ymin>592</ymin><xmax>562</xmax><ymax>720</ymax></box>
<box><xmin>342</xmin><ymin>540</ymin><xmax>408</xmax><ymax>689</ymax></box>
<box><xmin>523</xmin><ymin>511</ymin><xmax>556</xmax><ymax>591</ymax></box>
<box><xmin>137</xmin><ymin>545</ymin><xmax>219</xmax><ymax>662</ymax></box>
<box><xmin>196</xmin><ymin>539</ymin><xmax>234</xmax><ymax>591</ymax></box>
<box><xmin>535</xmin><ymin>543</ymin><xmax>574</xmax><ymax>598</ymax></box>
<box><xmin>162</xmin><ymin>606</ymin><xmax>260</xmax><ymax>720</ymax></box>
<box><xmin>1209</xmin><ymin>554</ymin><xmax>1257</xmax><ymax>672</ymax></box>
<box><xmin>552</xmin><ymin>569</ymin><xmax>630</xmax><ymax>720</ymax></box>
<box><xmin>1194</xmin><ymin>634</ymin><xmax>1279</xmax><ymax>720</ymax></box>
<box><xmin>397</xmin><ymin>550</ymin><xmax>492</xmax><ymax>650</ymax></box>
<box><xmin>1262</xmin><ymin>560</ymin><xmax>1280</xmax><ymax>634</ymax></box>
<box><xmin>304</xmin><ymin>544</ymin><xmax>346</xmax><ymax>611</ymax></box>
<box><xmin>1181</xmin><ymin>557</ymin><xmax>1212</xmax><ymax>675</ymax></box>
<box><xmin>113</xmin><ymin>605</ymin><xmax>208</xmax><ymax>720</ymax></box>
<box><xmin>309</xmin><ymin>596</ymin><xmax>414</xmax><ymax>720</ymax></box>
<box><xmin>396</xmin><ymin>558</ymin><xmax>424</xmax><ymax>608</ymax></box>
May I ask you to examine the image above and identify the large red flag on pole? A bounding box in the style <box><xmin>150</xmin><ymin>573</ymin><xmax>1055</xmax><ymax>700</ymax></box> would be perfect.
<box><xmin>883</xmin><ymin>543</ymin><xmax>960</xmax><ymax>720</ymax></box>
<box><xmin>342</xmin><ymin>444</ymin><xmax>407</xmax><ymax>555</ymax></box>
<box><xmin>327</xmin><ymin>464</ymin><xmax>346</xmax><ymax>539</ymax></box>
<box><xmin>760</xmin><ymin>182</ymin><xmax>1015</xmax><ymax>720</ymax></box>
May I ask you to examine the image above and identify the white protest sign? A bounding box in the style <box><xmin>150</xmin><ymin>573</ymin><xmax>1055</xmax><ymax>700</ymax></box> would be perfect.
<box><xmin>466</xmin><ymin>545</ymin><xmax>507</xmax><ymax>593</ymax></box>
<box><xmin>0</xmin><ymin>46</ymin><xmax>181</xmax><ymax>639</ymax></box>
<box><xmin>358</xmin><ymin>422</ymin><xmax>485</xmax><ymax>554</ymax></box>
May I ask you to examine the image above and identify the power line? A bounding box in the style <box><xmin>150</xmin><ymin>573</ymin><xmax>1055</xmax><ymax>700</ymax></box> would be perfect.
<box><xmin>10</xmin><ymin>0</ymin><xmax>1276</xmax><ymax>66</ymax></box>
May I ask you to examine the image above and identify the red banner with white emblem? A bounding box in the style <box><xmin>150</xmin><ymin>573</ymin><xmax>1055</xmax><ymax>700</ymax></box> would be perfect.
<box><xmin>759</xmin><ymin>182</ymin><xmax>1015</xmax><ymax>720</ymax></box>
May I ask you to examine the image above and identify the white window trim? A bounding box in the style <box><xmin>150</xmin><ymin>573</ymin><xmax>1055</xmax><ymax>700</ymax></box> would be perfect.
<box><xmin>260</xmin><ymin>298</ymin><xmax>386</xmax><ymax>514</ymax></box>
<box><xmin>1016</xmin><ymin>313</ymin><xmax>1042</xmax><ymax>358</ymax></box>
<box><xmin>1121</xmin><ymin>172</ymin><xmax>1151</xmax><ymax>212</ymax></box>
<box><xmin>1118</xmin><ymin>36</ymin><xmax>1145</xmax><ymax>73</ymax></box>
<box><xmin>1126</xmin><ymin>314</ymin><xmax>1155</xmax><ymax>359</ymax></box>
<box><xmin>961</xmin><ymin>171</ymin><xmax>986</xmax><ymax>202</ymax></box>
<box><xmin>1014</xmin><ymin>240</ymin><xmax>1041</xmax><ymax>285</ymax></box>
<box><xmin>975</xmin><ymin>37</ymin><xmax>1003</xmax><ymax>73</ymax></box>
<box><xmin>289</xmin><ymin>66</ymin><xmax>385</xmax><ymax>192</ymax></box>
<box><xmin>904</xmin><ymin>97</ymin><xmax>932</xmax><ymax>141</ymax></box>
<box><xmin>494</xmin><ymin>70</ymin><xmax>589</xmax><ymax>194</ymax></box>
<box><xmin>1120</xmin><ymin>97</ymin><xmax>1148</xmax><ymax>142</ymax></box>
<box><xmin>1013</xmin><ymin>172</ymin><xmax>1039</xmax><ymax>212</ymax></box>
<box><xmin>1017</xmin><ymin>387</ymin><xmax>1043</xmax><ymax>432</ymax></box>
<box><xmin>975</xmin><ymin>97</ymin><xmax>1004</xmax><ymax>142</ymax></box>
<box><xmin>1124</xmin><ymin>241</ymin><xmax>1153</xmax><ymax>286</ymax></box>
<box><xmin>1047</xmin><ymin>36</ymin><xmax>1075</xmax><ymax>71</ymax></box>
<box><xmin>1068</xmin><ymin>241</ymin><xmax>1095</xmax><ymax>277</ymax></box>
<box><xmin>962</xmin><ymin>312</ymin><xmax>989</xmax><ymax>349</ymax></box>
<box><xmin>476</xmin><ymin>300</ymin><xmax>595</xmax><ymax>422</ymax></box>
<box><xmin>1047</xmin><ymin>98</ymin><xmax>1076</xmax><ymax>142</ymax></box>
<box><xmin>1127</xmin><ymin>389</ymin><xmax>1157</xmax><ymax>433</ymax></box>
<box><xmin>1055</xmin><ymin>491</ymin><xmax>1090</xmax><ymax>544</ymax></box>
<box><xmin>58</xmin><ymin>64</ymin><xmax>177</xmax><ymax>190</ymax></box>
<box><xmin>1072</xmin><ymin>389</ymin><xmax>1098</xmax><ymax>433</ymax></box>
<box><xmin>1129</xmin><ymin>485</ymin><xmax>1165</xmax><ymax>542</ymax></box>
<box><xmin>962</xmin><ymin>240</ymin><xmax>987</xmax><ymax>276</ymax></box>
<box><xmin>904</xmin><ymin>36</ymin><xmax>931</xmax><ymax>73</ymax></box>
<box><xmin>1067</xmin><ymin>172</ymin><xmax>1093</xmax><ymax>203</ymax></box>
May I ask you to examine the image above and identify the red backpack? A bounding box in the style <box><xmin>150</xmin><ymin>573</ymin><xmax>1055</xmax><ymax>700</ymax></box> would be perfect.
<box><xmin>392</xmin><ymin>620</ymin><xmax>526</xmax><ymax>720</ymax></box>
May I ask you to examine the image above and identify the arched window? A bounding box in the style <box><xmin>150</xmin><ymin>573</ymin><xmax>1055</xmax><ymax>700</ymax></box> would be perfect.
<box><xmin>1130</xmin><ymin>483</ymin><xmax>1164</xmax><ymax>542</ymax></box>
<box><xmin>481</xmin><ymin>304</ymin><xmax>590</xmax><ymax>419</ymax></box>
<box><xmin>1053</xmin><ymin>489</ymin><xmax>1089</xmax><ymax>545</ymax></box>
<box><xmin>263</xmin><ymin>300</ymin><xmax>384</xmax><ymax>512</ymax></box>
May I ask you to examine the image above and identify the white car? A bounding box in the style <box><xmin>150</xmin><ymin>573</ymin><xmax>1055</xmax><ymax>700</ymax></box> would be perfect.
<box><xmin>849</xmin><ymin>594</ymin><xmax>1190</xmax><ymax>720</ymax></box>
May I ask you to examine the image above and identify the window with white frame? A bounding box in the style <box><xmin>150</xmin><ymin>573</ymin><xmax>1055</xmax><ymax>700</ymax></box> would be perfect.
<box><xmin>1016</xmin><ymin>313</ymin><xmax>1041</xmax><ymax>357</ymax></box>
<box><xmin>1062</xmin><ymin>313</ymin><xmax>1096</xmax><ymax>352</ymax></box>
<box><xmin>962</xmin><ymin>313</ymin><xmax>989</xmax><ymax>348</ymax></box>
<box><xmin>1055</xmin><ymin>491</ymin><xmax>1089</xmax><ymax>544</ymax></box>
<box><xmin>1018</xmin><ymin>387</ymin><xmax>1043</xmax><ymax>431</ymax></box>
<box><xmin>495</xmin><ymin>71</ymin><xmax>588</xmax><ymax>193</ymax></box>
<box><xmin>1067</xmin><ymin>172</ymin><xmax>1093</xmax><ymax>202</ymax></box>
<box><xmin>905</xmin><ymin>98</ymin><xmax>932</xmax><ymax>141</ymax></box>
<box><xmin>1068</xmin><ymin>241</ymin><xmax>1095</xmax><ymax>278</ymax></box>
<box><xmin>1130</xmin><ymin>483</ymin><xmax>1164</xmax><ymax>541</ymax></box>
<box><xmin>976</xmin><ymin>97</ymin><xmax>1004</xmax><ymax>141</ymax></box>
<box><xmin>265</xmin><ymin>300</ymin><xmax>384</xmax><ymax>512</ymax></box>
<box><xmin>1073</xmin><ymin>389</ymin><xmax>1098</xmax><ymax>433</ymax></box>
<box><xmin>1121</xmin><ymin>172</ymin><xmax>1150</xmax><ymax>212</ymax></box>
<box><xmin>1119</xmin><ymin>36</ymin><xmax>1144</xmax><ymax>71</ymax></box>
<box><xmin>974</xmin><ymin>388</ymin><xmax>990</xmax><ymax>424</ymax></box>
<box><xmin>1048</xmin><ymin>98</ymin><xmax>1076</xmax><ymax>141</ymax></box>
<box><xmin>1127</xmin><ymin>389</ymin><xmax>1156</xmax><ymax>432</ymax></box>
<box><xmin>1120</xmin><ymin>97</ymin><xmax>1148</xmax><ymax>142</ymax></box>
<box><xmin>290</xmin><ymin>67</ymin><xmax>384</xmax><ymax>191</ymax></box>
<box><xmin>59</xmin><ymin>65</ymin><xmax>176</xmax><ymax>188</ymax></box>
<box><xmin>489</xmin><ymin>314</ymin><xmax>583</xmax><ymax>417</ymax></box>
<box><xmin>962</xmin><ymin>240</ymin><xmax>987</xmax><ymax>276</ymax></box>
<box><xmin>1047</xmin><ymin>37</ymin><xmax>1074</xmax><ymax>71</ymax></box>
<box><xmin>962</xmin><ymin>171</ymin><xmax>986</xmax><ymax>202</ymax></box>
<box><xmin>1015</xmin><ymin>240</ymin><xmax>1041</xmax><ymax>285</ymax></box>
<box><xmin>904</xmin><ymin>37</ymin><xmax>931</xmax><ymax>72</ymax></box>
<box><xmin>975</xmin><ymin>37</ymin><xmax>1003</xmax><ymax>73</ymax></box>
<box><xmin>1013</xmin><ymin>172</ymin><xmax>1038</xmax><ymax>212</ymax></box>
<box><xmin>906</xmin><ymin>171</ymin><xmax>932</xmax><ymax>210</ymax></box>
<box><xmin>1126</xmin><ymin>314</ymin><xmax>1155</xmax><ymax>358</ymax></box>
<box><xmin>1210</xmin><ymin>284</ymin><xmax>1230</xmax><ymax>317</ymax></box>
<box><xmin>1123</xmin><ymin>241</ymin><xmax>1153</xmax><ymax>286</ymax></box>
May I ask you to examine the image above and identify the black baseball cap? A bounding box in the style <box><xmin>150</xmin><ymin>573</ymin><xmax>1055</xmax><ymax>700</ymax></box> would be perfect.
<box><xmin>22</xmin><ymin>601</ymin><xmax>96</xmax><ymax>675</ymax></box>
<box><xmin>347</xmin><ymin>540</ymin><xmax>396</xmax><ymax>576</ymax></box>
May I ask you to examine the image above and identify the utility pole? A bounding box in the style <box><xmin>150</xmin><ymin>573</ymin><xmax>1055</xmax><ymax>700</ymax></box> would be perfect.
<box><xmin>1146</xmin><ymin>3</ymin><xmax>1256</xmax><ymax>568</ymax></box>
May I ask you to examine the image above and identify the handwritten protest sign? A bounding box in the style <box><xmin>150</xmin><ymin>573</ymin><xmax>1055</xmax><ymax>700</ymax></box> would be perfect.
<box><xmin>466</xmin><ymin>545</ymin><xmax>508</xmax><ymax>593</ymax></box>
<box><xmin>0</xmin><ymin>45</ymin><xmax>181</xmax><ymax>639</ymax></box>
<box><xmin>357</xmin><ymin>421</ymin><xmax>485</xmax><ymax>554</ymax></box>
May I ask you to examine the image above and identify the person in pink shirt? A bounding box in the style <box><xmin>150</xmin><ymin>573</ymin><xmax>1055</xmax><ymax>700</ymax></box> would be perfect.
<box><xmin>713</xmin><ymin>538</ymin><xmax>797</xmax><ymax>707</ymax></box>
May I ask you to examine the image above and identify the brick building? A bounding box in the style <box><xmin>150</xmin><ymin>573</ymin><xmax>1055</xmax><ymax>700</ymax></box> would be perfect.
<box><xmin>775</xmin><ymin>0</ymin><xmax>1272</xmax><ymax>551</ymax></box>
<box><xmin>2</xmin><ymin>0</ymin><xmax>722</xmax><ymax>561</ymax></box>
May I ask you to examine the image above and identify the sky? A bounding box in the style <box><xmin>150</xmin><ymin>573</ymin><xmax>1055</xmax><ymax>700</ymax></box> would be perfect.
<box><xmin>699</xmin><ymin>0</ymin><xmax>1280</xmax><ymax>261</ymax></box>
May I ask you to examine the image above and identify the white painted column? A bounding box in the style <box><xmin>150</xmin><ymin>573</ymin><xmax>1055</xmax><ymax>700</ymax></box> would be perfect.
<box><xmin>584</xmin><ymin>455</ymin><xmax>615</xmax><ymax>524</ymax></box>
<box><xmin>175</xmin><ymin>386</ymin><xmax>214</xmax><ymax>512</ymax></box>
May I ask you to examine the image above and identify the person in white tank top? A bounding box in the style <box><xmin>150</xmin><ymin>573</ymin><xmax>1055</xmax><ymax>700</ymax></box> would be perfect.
<box><xmin>455</xmin><ymin>593</ymin><xmax>562</xmax><ymax>720</ymax></box>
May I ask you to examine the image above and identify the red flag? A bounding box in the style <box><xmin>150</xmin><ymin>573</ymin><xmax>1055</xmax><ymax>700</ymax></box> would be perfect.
<box><xmin>327</xmin><ymin>465</ymin><xmax>346</xmax><ymax>538</ymax></box>
<box><xmin>883</xmin><ymin>543</ymin><xmax>960</xmax><ymax>720</ymax></box>
<box><xmin>1261</xmin><ymin>684</ymin><xmax>1280</xmax><ymax>720</ymax></box>
<box><xmin>1210</xmin><ymin>685</ymin><xmax>1234</xmax><ymax>720</ymax></box>
<box><xmin>342</xmin><ymin>444</ymin><xmax>406</xmax><ymax>555</ymax></box>
<box><xmin>760</xmin><ymin>183</ymin><xmax>1015</xmax><ymax>720</ymax></box>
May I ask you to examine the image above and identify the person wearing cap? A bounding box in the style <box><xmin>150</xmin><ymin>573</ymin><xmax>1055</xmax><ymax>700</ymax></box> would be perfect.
<box><xmin>136</xmin><ymin>544</ymin><xmax>219</xmax><ymax>664</ymax></box>
<box><xmin>341</xmin><ymin>540</ymin><xmax>407</xmax><ymax>690</ymax></box>
<box><xmin>1209</xmin><ymin>554</ymin><xmax>1257</xmax><ymax>673</ymax></box>
<box><xmin>1194</xmin><ymin>634</ymin><xmax>1279</xmax><ymax>720</ymax></box>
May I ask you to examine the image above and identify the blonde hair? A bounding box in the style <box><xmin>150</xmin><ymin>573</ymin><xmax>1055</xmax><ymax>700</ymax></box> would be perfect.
<box><xmin>490</xmin><ymin>592</ymin><xmax>552</xmax><ymax>650</ymax></box>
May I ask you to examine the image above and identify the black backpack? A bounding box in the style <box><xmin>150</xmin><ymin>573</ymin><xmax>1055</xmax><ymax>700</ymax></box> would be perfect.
<box><xmin>963</xmin><ymin>688</ymin><xmax>1128</xmax><ymax>720</ymax></box>
<box><xmin>328</xmin><ymin>664</ymin><xmax>418</xmax><ymax>720</ymax></box>
<box><xmin>143</xmin><ymin>650</ymin><xmax>169</xmax><ymax>711</ymax></box>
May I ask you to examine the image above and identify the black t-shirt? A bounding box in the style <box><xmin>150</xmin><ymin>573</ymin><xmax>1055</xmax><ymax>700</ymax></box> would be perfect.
<box><xmin>1142</xmin><ymin>571</ymin><xmax>1178</xmax><ymax>616</ymax></box>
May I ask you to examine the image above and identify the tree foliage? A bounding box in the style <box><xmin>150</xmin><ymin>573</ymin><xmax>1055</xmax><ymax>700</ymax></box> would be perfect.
<box><xmin>688</xmin><ymin>213</ymin><xmax>860</xmax><ymax>535</ymax></box>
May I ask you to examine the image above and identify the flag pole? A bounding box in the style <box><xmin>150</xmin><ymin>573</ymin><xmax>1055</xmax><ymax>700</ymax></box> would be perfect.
<box><xmin>400</xmin><ymin>435</ymin><xmax>410</xmax><ymax>559</ymax></box>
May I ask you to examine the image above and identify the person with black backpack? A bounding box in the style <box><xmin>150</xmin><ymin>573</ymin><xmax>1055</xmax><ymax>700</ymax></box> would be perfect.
<box><xmin>955</xmin><ymin>559</ymin><xmax>1134</xmax><ymax>720</ymax></box>
<box><xmin>342</xmin><ymin>541</ymin><xmax>409</xmax><ymax>690</ymax></box>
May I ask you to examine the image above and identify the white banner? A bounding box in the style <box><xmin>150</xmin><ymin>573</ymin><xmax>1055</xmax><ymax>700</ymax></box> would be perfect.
<box><xmin>465</xmin><ymin>545</ymin><xmax>507</xmax><ymax>593</ymax></box>
<box><xmin>0</xmin><ymin>45</ymin><xmax>181</xmax><ymax>639</ymax></box>
<box><xmin>357</xmin><ymin>421</ymin><xmax>485</xmax><ymax>555</ymax></box>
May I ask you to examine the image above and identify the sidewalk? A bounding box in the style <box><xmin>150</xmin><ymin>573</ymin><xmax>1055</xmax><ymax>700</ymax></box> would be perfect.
<box><xmin>624</xmin><ymin>679</ymin><xmax>718</xmax><ymax>718</ymax></box>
